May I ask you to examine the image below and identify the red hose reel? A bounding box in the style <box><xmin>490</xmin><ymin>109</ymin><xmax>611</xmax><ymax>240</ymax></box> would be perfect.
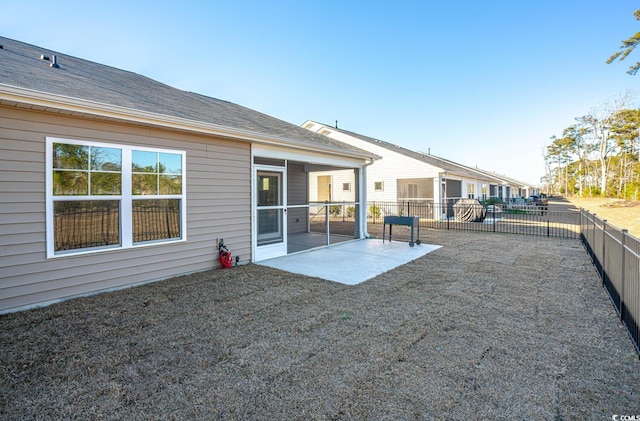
<box><xmin>218</xmin><ymin>239</ymin><xmax>233</xmax><ymax>268</ymax></box>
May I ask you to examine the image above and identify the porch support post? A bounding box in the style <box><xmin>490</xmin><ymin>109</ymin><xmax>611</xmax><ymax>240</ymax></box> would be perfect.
<box><xmin>359</xmin><ymin>161</ymin><xmax>373</xmax><ymax>238</ymax></box>
<box><xmin>353</xmin><ymin>167</ymin><xmax>361</xmax><ymax>239</ymax></box>
<box><xmin>325</xmin><ymin>201</ymin><xmax>330</xmax><ymax>246</ymax></box>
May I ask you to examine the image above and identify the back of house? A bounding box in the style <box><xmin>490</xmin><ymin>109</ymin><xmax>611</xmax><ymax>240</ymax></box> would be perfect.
<box><xmin>0</xmin><ymin>37</ymin><xmax>376</xmax><ymax>313</ymax></box>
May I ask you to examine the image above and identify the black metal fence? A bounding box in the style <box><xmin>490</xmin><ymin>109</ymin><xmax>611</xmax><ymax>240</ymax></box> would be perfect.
<box><xmin>54</xmin><ymin>201</ymin><xmax>121</xmax><ymax>251</ymax></box>
<box><xmin>581</xmin><ymin>210</ymin><xmax>640</xmax><ymax>357</ymax></box>
<box><xmin>366</xmin><ymin>200</ymin><xmax>580</xmax><ymax>239</ymax></box>
<box><xmin>132</xmin><ymin>200</ymin><xmax>181</xmax><ymax>243</ymax></box>
<box><xmin>54</xmin><ymin>200</ymin><xmax>180</xmax><ymax>251</ymax></box>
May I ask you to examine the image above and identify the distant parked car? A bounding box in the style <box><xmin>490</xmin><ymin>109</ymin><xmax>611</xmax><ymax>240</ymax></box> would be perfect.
<box><xmin>526</xmin><ymin>195</ymin><xmax>548</xmax><ymax>215</ymax></box>
<box><xmin>527</xmin><ymin>195</ymin><xmax>547</xmax><ymax>205</ymax></box>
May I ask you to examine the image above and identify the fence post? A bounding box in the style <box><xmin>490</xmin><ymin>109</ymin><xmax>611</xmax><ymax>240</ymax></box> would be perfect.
<box><xmin>446</xmin><ymin>202</ymin><xmax>450</xmax><ymax>230</ymax></box>
<box><xmin>105</xmin><ymin>204</ymin><xmax>110</xmax><ymax>245</ymax></box>
<box><xmin>325</xmin><ymin>201</ymin><xmax>330</xmax><ymax>246</ymax></box>
<box><xmin>492</xmin><ymin>205</ymin><xmax>496</xmax><ymax>233</ymax></box>
<box><xmin>165</xmin><ymin>204</ymin><xmax>171</xmax><ymax>239</ymax></box>
<box><xmin>580</xmin><ymin>209</ymin><xmax>585</xmax><ymax>245</ymax></box>
<box><xmin>591</xmin><ymin>213</ymin><xmax>597</xmax><ymax>265</ymax></box>
<box><xmin>546</xmin><ymin>218</ymin><xmax>550</xmax><ymax>237</ymax></box>
<box><xmin>620</xmin><ymin>229</ymin><xmax>627</xmax><ymax>322</ymax></box>
<box><xmin>601</xmin><ymin>220</ymin><xmax>607</xmax><ymax>284</ymax></box>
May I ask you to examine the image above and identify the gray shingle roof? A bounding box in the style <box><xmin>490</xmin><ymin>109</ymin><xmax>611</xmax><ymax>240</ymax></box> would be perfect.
<box><xmin>308</xmin><ymin>121</ymin><xmax>510</xmax><ymax>183</ymax></box>
<box><xmin>0</xmin><ymin>36</ymin><xmax>374</xmax><ymax>158</ymax></box>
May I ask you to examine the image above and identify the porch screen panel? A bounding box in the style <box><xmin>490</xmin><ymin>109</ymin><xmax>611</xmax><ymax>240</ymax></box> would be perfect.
<box><xmin>446</xmin><ymin>179</ymin><xmax>462</xmax><ymax>199</ymax></box>
<box><xmin>397</xmin><ymin>178</ymin><xmax>433</xmax><ymax>200</ymax></box>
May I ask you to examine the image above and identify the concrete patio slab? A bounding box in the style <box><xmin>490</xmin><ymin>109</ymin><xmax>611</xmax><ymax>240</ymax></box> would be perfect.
<box><xmin>257</xmin><ymin>238</ymin><xmax>442</xmax><ymax>285</ymax></box>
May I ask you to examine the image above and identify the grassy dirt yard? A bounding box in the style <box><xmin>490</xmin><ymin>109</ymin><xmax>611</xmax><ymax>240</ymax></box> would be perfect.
<box><xmin>567</xmin><ymin>196</ymin><xmax>640</xmax><ymax>239</ymax></box>
<box><xmin>2</xmin><ymin>230</ymin><xmax>639</xmax><ymax>419</ymax></box>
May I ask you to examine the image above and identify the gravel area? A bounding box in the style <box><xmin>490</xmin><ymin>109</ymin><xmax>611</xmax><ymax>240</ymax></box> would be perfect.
<box><xmin>2</xmin><ymin>230</ymin><xmax>639</xmax><ymax>419</ymax></box>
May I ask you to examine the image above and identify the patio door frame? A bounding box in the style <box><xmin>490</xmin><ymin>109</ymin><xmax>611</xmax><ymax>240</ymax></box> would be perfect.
<box><xmin>253</xmin><ymin>163</ymin><xmax>287</xmax><ymax>261</ymax></box>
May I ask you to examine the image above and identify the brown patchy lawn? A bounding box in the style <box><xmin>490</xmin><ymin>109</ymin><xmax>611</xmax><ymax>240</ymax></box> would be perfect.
<box><xmin>567</xmin><ymin>197</ymin><xmax>640</xmax><ymax>239</ymax></box>
<box><xmin>1</xmin><ymin>230</ymin><xmax>639</xmax><ymax>419</ymax></box>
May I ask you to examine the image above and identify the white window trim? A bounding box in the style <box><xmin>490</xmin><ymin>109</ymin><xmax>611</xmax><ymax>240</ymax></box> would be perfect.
<box><xmin>46</xmin><ymin>137</ymin><xmax>187</xmax><ymax>258</ymax></box>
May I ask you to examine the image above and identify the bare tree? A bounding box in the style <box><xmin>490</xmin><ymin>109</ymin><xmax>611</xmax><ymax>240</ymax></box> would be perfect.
<box><xmin>610</xmin><ymin>108</ymin><xmax>640</xmax><ymax>198</ymax></box>
<box><xmin>577</xmin><ymin>92</ymin><xmax>634</xmax><ymax>195</ymax></box>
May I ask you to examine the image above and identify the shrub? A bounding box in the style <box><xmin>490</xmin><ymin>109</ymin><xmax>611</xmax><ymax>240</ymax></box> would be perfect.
<box><xmin>481</xmin><ymin>197</ymin><xmax>504</xmax><ymax>206</ymax></box>
<box><xmin>329</xmin><ymin>205</ymin><xmax>342</xmax><ymax>216</ymax></box>
<box><xmin>369</xmin><ymin>204</ymin><xmax>381</xmax><ymax>218</ymax></box>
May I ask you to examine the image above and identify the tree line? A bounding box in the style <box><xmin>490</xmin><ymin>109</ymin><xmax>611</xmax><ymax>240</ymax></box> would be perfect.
<box><xmin>544</xmin><ymin>92</ymin><xmax>640</xmax><ymax>200</ymax></box>
<box><xmin>548</xmin><ymin>8</ymin><xmax>640</xmax><ymax>200</ymax></box>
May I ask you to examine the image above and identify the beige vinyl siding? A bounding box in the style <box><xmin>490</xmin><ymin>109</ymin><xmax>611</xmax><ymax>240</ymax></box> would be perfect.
<box><xmin>0</xmin><ymin>106</ymin><xmax>251</xmax><ymax>312</ymax></box>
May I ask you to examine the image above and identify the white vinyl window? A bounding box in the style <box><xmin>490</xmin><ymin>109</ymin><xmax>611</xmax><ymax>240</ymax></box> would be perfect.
<box><xmin>46</xmin><ymin>137</ymin><xmax>186</xmax><ymax>257</ymax></box>
<box><xmin>374</xmin><ymin>181</ymin><xmax>384</xmax><ymax>191</ymax></box>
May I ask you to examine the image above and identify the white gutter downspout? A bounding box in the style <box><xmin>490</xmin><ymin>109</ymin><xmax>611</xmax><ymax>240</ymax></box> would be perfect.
<box><xmin>359</xmin><ymin>158</ymin><xmax>376</xmax><ymax>238</ymax></box>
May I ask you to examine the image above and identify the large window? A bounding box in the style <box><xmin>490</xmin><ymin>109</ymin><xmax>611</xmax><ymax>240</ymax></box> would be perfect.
<box><xmin>46</xmin><ymin>137</ymin><xmax>186</xmax><ymax>257</ymax></box>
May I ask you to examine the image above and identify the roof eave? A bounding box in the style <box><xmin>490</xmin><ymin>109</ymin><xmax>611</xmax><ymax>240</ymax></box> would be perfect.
<box><xmin>0</xmin><ymin>84</ymin><xmax>377</xmax><ymax>161</ymax></box>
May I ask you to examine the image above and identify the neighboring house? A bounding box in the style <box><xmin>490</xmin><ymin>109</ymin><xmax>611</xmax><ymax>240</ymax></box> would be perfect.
<box><xmin>469</xmin><ymin>167</ymin><xmax>540</xmax><ymax>200</ymax></box>
<box><xmin>302</xmin><ymin>121</ymin><xmax>538</xmax><ymax>217</ymax></box>
<box><xmin>0</xmin><ymin>37</ymin><xmax>378</xmax><ymax>313</ymax></box>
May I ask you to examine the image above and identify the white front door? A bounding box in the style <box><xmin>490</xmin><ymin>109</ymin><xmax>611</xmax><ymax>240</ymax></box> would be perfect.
<box><xmin>254</xmin><ymin>168</ymin><xmax>287</xmax><ymax>261</ymax></box>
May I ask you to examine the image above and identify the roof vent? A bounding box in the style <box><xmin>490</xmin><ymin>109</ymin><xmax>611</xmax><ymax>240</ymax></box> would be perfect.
<box><xmin>50</xmin><ymin>55</ymin><xmax>59</xmax><ymax>68</ymax></box>
<box><xmin>40</xmin><ymin>54</ymin><xmax>50</xmax><ymax>61</ymax></box>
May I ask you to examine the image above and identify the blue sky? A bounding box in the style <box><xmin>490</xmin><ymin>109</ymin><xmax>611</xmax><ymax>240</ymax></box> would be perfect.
<box><xmin>2</xmin><ymin>1</ymin><xmax>637</xmax><ymax>184</ymax></box>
